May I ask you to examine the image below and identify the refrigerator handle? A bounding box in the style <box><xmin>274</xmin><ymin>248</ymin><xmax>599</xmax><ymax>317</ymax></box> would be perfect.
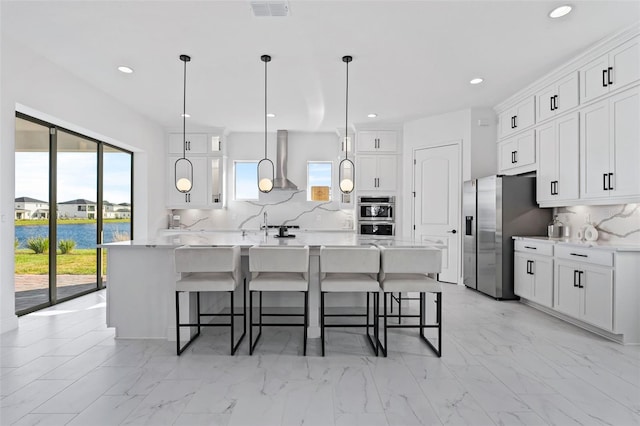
<box><xmin>465</xmin><ymin>216</ymin><xmax>473</xmax><ymax>236</ymax></box>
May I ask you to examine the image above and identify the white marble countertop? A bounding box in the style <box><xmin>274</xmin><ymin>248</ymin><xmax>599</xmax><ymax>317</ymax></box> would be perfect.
<box><xmin>513</xmin><ymin>236</ymin><xmax>640</xmax><ymax>252</ymax></box>
<box><xmin>101</xmin><ymin>231</ymin><xmax>445</xmax><ymax>249</ymax></box>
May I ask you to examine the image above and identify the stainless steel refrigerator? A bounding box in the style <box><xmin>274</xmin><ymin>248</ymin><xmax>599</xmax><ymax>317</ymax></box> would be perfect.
<box><xmin>463</xmin><ymin>175</ymin><xmax>552</xmax><ymax>299</ymax></box>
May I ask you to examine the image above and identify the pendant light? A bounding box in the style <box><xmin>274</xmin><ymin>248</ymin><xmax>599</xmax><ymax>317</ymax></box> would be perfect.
<box><xmin>257</xmin><ymin>54</ymin><xmax>275</xmax><ymax>193</ymax></box>
<box><xmin>339</xmin><ymin>55</ymin><xmax>355</xmax><ymax>194</ymax></box>
<box><xmin>175</xmin><ymin>54</ymin><xmax>193</xmax><ymax>193</ymax></box>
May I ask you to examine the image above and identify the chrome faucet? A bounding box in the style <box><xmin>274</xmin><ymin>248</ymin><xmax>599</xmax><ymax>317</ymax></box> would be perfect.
<box><xmin>262</xmin><ymin>211</ymin><xmax>268</xmax><ymax>236</ymax></box>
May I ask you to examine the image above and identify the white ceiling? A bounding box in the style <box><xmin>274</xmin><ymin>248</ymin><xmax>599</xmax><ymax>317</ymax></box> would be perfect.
<box><xmin>2</xmin><ymin>1</ymin><xmax>639</xmax><ymax>132</ymax></box>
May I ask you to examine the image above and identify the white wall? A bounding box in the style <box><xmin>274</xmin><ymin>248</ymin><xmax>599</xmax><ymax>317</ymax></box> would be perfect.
<box><xmin>470</xmin><ymin>108</ymin><xmax>497</xmax><ymax>179</ymax></box>
<box><xmin>1</xmin><ymin>35</ymin><xmax>165</xmax><ymax>332</ymax></box>
<box><xmin>173</xmin><ymin>131</ymin><xmax>355</xmax><ymax>230</ymax></box>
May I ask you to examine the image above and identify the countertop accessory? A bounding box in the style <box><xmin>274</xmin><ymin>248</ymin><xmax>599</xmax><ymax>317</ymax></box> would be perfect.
<box><xmin>257</xmin><ymin>54</ymin><xmax>274</xmax><ymax>193</ymax></box>
<box><xmin>175</xmin><ymin>54</ymin><xmax>193</xmax><ymax>193</ymax></box>
<box><xmin>339</xmin><ymin>55</ymin><xmax>355</xmax><ymax>194</ymax></box>
<box><xmin>547</xmin><ymin>215</ymin><xmax>565</xmax><ymax>239</ymax></box>
<box><xmin>278</xmin><ymin>226</ymin><xmax>289</xmax><ymax>237</ymax></box>
<box><xmin>584</xmin><ymin>225</ymin><xmax>599</xmax><ymax>242</ymax></box>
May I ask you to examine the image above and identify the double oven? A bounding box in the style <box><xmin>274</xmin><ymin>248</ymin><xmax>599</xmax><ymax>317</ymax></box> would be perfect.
<box><xmin>357</xmin><ymin>196</ymin><xmax>395</xmax><ymax>236</ymax></box>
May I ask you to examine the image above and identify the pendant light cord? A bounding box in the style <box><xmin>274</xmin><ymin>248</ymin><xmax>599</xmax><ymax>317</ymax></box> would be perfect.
<box><xmin>264</xmin><ymin>57</ymin><xmax>268</xmax><ymax>159</ymax></box>
<box><xmin>345</xmin><ymin>59</ymin><xmax>349</xmax><ymax>161</ymax></box>
<box><xmin>182</xmin><ymin>57</ymin><xmax>187</xmax><ymax>160</ymax></box>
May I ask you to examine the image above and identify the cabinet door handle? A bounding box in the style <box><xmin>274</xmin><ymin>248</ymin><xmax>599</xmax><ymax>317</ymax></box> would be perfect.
<box><xmin>514</xmin><ymin>150</ymin><xmax>518</xmax><ymax>163</ymax></box>
<box><xmin>514</xmin><ymin>115</ymin><xmax>517</xmax><ymax>128</ymax></box>
<box><xmin>550</xmin><ymin>96</ymin><xmax>554</xmax><ymax>112</ymax></box>
<box><xmin>570</xmin><ymin>253</ymin><xmax>588</xmax><ymax>258</ymax></box>
<box><xmin>608</xmin><ymin>172</ymin><xmax>614</xmax><ymax>190</ymax></box>
<box><xmin>529</xmin><ymin>260</ymin><xmax>534</xmax><ymax>275</ymax></box>
<box><xmin>578</xmin><ymin>271</ymin><xmax>584</xmax><ymax>288</ymax></box>
<box><xmin>526</xmin><ymin>260</ymin><xmax>530</xmax><ymax>274</ymax></box>
<box><xmin>602</xmin><ymin>69</ymin><xmax>608</xmax><ymax>87</ymax></box>
<box><xmin>524</xmin><ymin>246</ymin><xmax>537</xmax><ymax>250</ymax></box>
<box><xmin>603</xmin><ymin>173</ymin><xmax>609</xmax><ymax>191</ymax></box>
<box><xmin>554</xmin><ymin>95</ymin><xmax>558</xmax><ymax>110</ymax></box>
<box><xmin>608</xmin><ymin>67</ymin><xmax>613</xmax><ymax>85</ymax></box>
<box><xmin>573</xmin><ymin>270</ymin><xmax>579</xmax><ymax>287</ymax></box>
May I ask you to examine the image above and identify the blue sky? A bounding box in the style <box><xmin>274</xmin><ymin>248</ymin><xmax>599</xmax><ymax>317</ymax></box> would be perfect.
<box><xmin>15</xmin><ymin>151</ymin><xmax>131</xmax><ymax>204</ymax></box>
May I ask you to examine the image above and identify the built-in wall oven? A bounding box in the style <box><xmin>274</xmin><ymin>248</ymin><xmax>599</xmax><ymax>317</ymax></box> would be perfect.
<box><xmin>358</xmin><ymin>196</ymin><xmax>395</xmax><ymax>236</ymax></box>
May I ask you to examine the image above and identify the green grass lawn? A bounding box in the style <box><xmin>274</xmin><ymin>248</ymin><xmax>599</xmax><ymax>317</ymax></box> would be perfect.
<box><xmin>15</xmin><ymin>249</ymin><xmax>106</xmax><ymax>274</ymax></box>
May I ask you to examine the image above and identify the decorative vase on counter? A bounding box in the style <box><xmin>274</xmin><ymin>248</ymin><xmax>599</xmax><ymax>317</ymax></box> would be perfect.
<box><xmin>547</xmin><ymin>215</ymin><xmax>567</xmax><ymax>239</ymax></box>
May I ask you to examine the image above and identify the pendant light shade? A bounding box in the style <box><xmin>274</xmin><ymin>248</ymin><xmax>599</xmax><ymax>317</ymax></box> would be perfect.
<box><xmin>175</xmin><ymin>54</ymin><xmax>193</xmax><ymax>193</ymax></box>
<box><xmin>258</xmin><ymin>54</ymin><xmax>275</xmax><ymax>193</ymax></box>
<box><xmin>339</xmin><ymin>55</ymin><xmax>355</xmax><ymax>194</ymax></box>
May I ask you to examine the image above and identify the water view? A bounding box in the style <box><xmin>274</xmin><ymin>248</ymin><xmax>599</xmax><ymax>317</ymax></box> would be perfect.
<box><xmin>15</xmin><ymin>222</ymin><xmax>130</xmax><ymax>249</ymax></box>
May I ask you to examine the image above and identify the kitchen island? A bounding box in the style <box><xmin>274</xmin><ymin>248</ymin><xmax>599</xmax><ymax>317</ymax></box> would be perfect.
<box><xmin>101</xmin><ymin>231</ymin><xmax>443</xmax><ymax>341</ymax></box>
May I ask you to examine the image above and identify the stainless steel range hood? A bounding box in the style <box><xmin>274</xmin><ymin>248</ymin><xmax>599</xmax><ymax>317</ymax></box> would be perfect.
<box><xmin>272</xmin><ymin>130</ymin><xmax>298</xmax><ymax>190</ymax></box>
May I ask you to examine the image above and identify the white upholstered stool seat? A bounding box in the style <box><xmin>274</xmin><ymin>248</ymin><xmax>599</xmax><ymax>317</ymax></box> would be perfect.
<box><xmin>320</xmin><ymin>273</ymin><xmax>379</xmax><ymax>293</ymax></box>
<box><xmin>319</xmin><ymin>246</ymin><xmax>381</xmax><ymax>356</ymax></box>
<box><xmin>248</xmin><ymin>272</ymin><xmax>308</xmax><ymax>292</ymax></box>
<box><xmin>176</xmin><ymin>272</ymin><xmax>237</xmax><ymax>293</ymax></box>
<box><xmin>174</xmin><ymin>246</ymin><xmax>246</xmax><ymax>356</ymax></box>
<box><xmin>378</xmin><ymin>246</ymin><xmax>443</xmax><ymax>357</ymax></box>
<box><xmin>380</xmin><ymin>274</ymin><xmax>442</xmax><ymax>293</ymax></box>
<box><xmin>248</xmin><ymin>245</ymin><xmax>310</xmax><ymax>355</ymax></box>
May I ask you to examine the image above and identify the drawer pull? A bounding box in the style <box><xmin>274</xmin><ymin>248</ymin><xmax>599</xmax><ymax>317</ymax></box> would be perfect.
<box><xmin>524</xmin><ymin>246</ymin><xmax>537</xmax><ymax>250</ymax></box>
<box><xmin>570</xmin><ymin>253</ymin><xmax>588</xmax><ymax>258</ymax></box>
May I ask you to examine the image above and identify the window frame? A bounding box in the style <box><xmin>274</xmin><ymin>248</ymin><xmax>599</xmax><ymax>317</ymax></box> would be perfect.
<box><xmin>233</xmin><ymin>160</ymin><xmax>259</xmax><ymax>201</ymax></box>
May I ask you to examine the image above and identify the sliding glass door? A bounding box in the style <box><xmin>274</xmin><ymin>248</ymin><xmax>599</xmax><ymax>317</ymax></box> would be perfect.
<box><xmin>14</xmin><ymin>113</ymin><xmax>133</xmax><ymax>315</ymax></box>
<box><xmin>14</xmin><ymin>117</ymin><xmax>51</xmax><ymax>313</ymax></box>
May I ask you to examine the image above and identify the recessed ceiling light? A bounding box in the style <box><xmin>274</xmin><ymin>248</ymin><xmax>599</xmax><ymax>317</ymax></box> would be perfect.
<box><xmin>470</xmin><ymin>78</ymin><xmax>484</xmax><ymax>85</ymax></box>
<box><xmin>367</xmin><ymin>113</ymin><xmax>377</xmax><ymax>118</ymax></box>
<box><xmin>266</xmin><ymin>113</ymin><xmax>276</xmax><ymax>118</ymax></box>
<box><xmin>118</xmin><ymin>66</ymin><xmax>134</xmax><ymax>74</ymax></box>
<box><xmin>549</xmin><ymin>5</ymin><xmax>572</xmax><ymax>18</ymax></box>
<box><xmin>181</xmin><ymin>113</ymin><xmax>191</xmax><ymax>118</ymax></box>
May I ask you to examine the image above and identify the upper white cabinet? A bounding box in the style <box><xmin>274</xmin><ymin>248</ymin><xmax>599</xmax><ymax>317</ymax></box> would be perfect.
<box><xmin>168</xmin><ymin>133</ymin><xmax>208</xmax><ymax>155</ymax></box>
<box><xmin>498</xmin><ymin>129</ymin><xmax>536</xmax><ymax>174</ymax></box>
<box><xmin>580</xmin><ymin>36</ymin><xmax>640</xmax><ymax>104</ymax></box>
<box><xmin>536</xmin><ymin>112</ymin><xmax>579</xmax><ymax>206</ymax></box>
<box><xmin>356</xmin><ymin>130</ymin><xmax>397</xmax><ymax>153</ymax></box>
<box><xmin>580</xmin><ymin>86</ymin><xmax>640</xmax><ymax>202</ymax></box>
<box><xmin>168</xmin><ymin>133</ymin><xmax>223</xmax><ymax>155</ymax></box>
<box><xmin>356</xmin><ymin>155</ymin><xmax>397</xmax><ymax>191</ymax></box>
<box><xmin>498</xmin><ymin>96</ymin><xmax>535</xmax><ymax>139</ymax></box>
<box><xmin>535</xmin><ymin>72</ymin><xmax>579</xmax><ymax>123</ymax></box>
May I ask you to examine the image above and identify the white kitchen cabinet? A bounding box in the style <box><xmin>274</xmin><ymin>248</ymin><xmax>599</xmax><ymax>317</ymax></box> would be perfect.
<box><xmin>536</xmin><ymin>113</ymin><xmax>579</xmax><ymax>206</ymax></box>
<box><xmin>514</xmin><ymin>250</ymin><xmax>553</xmax><ymax>308</ymax></box>
<box><xmin>555</xmin><ymin>259</ymin><xmax>613</xmax><ymax>331</ymax></box>
<box><xmin>580</xmin><ymin>86</ymin><xmax>640</xmax><ymax>202</ymax></box>
<box><xmin>580</xmin><ymin>35</ymin><xmax>640</xmax><ymax>104</ymax></box>
<box><xmin>167</xmin><ymin>156</ymin><xmax>208</xmax><ymax>207</ymax></box>
<box><xmin>356</xmin><ymin>130</ymin><xmax>397</xmax><ymax>153</ymax></box>
<box><xmin>356</xmin><ymin>155</ymin><xmax>397</xmax><ymax>191</ymax></box>
<box><xmin>498</xmin><ymin>96</ymin><xmax>535</xmax><ymax>139</ymax></box>
<box><xmin>168</xmin><ymin>133</ymin><xmax>209</xmax><ymax>155</ymax></box>
<box><xmin>536</xmin><ymin>72</ymin><xmax>579</xmax><ymax>123</ymax></box>
<box><xmin>498</xmin><ymin>130</ymin><xmax>536</xmax><ymax>174</ymax></box>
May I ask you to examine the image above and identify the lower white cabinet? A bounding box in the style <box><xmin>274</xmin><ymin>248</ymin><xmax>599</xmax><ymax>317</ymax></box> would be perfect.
<box><xmin>514</xmin><ymin>252</ymin><xmax>553</xmax><ymax>308</ymax></box>
<box><xmin>555</xmin><ymin>260</ymin><xmax>613</xmax><ymax>331</ymax></box>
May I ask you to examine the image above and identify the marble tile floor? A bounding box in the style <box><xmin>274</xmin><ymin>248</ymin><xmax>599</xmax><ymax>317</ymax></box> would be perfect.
<box><xmin>1</xmin><ymin>285</ymin><xmax>639</xmax><ymax>426</ymax></box>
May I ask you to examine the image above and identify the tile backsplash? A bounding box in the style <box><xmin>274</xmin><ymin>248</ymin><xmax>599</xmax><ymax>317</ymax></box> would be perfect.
<box><xmin>555</xmin><ymin>204</ymin><xmax>640</xmax><ymax>243</ymax></box>
<box><xmin>171</xmin><ymin>190</ymin><xmax>355</xmax><ymax>231</ymax></box>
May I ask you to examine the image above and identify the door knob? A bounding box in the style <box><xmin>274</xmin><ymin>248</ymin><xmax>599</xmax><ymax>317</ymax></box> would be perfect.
<box><xmin>447</xmin><ymin>229</ymin><xmax>457</xmax><ymax>234</ymax></box>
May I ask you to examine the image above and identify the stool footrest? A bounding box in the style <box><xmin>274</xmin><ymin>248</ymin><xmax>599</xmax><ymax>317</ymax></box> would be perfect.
<box><xmin>322</xmin><ymin>323</ymin><xmax>376</xmax><ymax>328</ymax></box>
<box><xmin>250</xmin><ymin>322</ymin><xmax>305</xmax><ymax>327</ymax></box>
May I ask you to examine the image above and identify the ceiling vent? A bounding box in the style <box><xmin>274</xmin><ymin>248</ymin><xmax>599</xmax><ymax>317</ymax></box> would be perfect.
<box><xmin>250</xmin><ymin>1</ymin><xmax>290</xmax><ymax>17</ymax></box>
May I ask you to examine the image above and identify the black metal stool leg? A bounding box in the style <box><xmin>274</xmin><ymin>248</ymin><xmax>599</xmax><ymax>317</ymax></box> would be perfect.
<box><xmin>398</xmin><ymin>292</ymin><xmax>402</xmax><ymax>324</ymax></box>
<box><xmin>383</xmin><ymin>292</ymin><xmax>388</xmax><ymax>357</ymax></box>
<box><xmin>230</xmin><ymin>291</ymin><xmax>235</xmax><ymax>355</ymax></box>
<box><xmin>303</xmin><ymin>290</ymin><xmax>308</xmax><ymax>356</ymax></box>
<box><xmin>175</xmin><ymin>291</ymin><xmax>181</xmax><ymax>355</ymax></box>
<box><xmin>321</xmin><ymin>291</ymin><xmax>325</xmax><ymax>357</ymax></box>
<box><xmin>197</xmin><ymin>292</ymin><xmax>201</xmax><ymax>334</ymax></box>
<box><xmin>249</xmin><ymin>290</ymin><xmax>254</xmax><ymax>355</ymax></box>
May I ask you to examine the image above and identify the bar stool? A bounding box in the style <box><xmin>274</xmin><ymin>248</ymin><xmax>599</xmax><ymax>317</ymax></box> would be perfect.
<box><xmin>174</xmin><ymin>245</ymin><xmax>245</xmax><ymax>356</ymax></box>
<box><xmin>319</xmin><ymin>245</ymin><xmax>380</xmax><ymax>356</ymax></box>
<box><xmin>378</xmin><ymin>246</ymin><xmax>442</xmax><ymax>357</ymax></box>
<box><xmin>248</xmin><ymin>245</ymin><xmax>309</xmax><ymax>355</ymax></box>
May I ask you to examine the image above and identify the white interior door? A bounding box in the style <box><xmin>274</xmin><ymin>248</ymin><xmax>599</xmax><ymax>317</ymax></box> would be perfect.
<box><xmin>413</xmin><ymin>143</ymin><xmax>461</xmax><ymax>283</ymax></box>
